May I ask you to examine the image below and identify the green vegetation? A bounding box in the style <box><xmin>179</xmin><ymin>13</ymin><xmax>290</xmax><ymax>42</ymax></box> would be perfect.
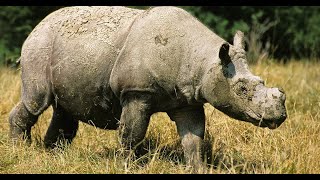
<box><xmin>0</xmin><ymin>6</ymin><xmax>63</xmax><ymax>66</ymax></box>
<box><xmin>0</xmin><ymin>6</ymin><xmax>320</xmax><ymax>66</ymax></box>
<box><xmin>0</xmin><ymin>6</ymin><xmax>319</xmax><ymax>174</ymax></box>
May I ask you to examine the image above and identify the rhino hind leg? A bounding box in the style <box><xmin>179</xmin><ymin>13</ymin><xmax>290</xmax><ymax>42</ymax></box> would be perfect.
<box><xmin>167</xmin><ymin>106</ymin><xmax>206</xmax><ymax>173</ymax></box>
<box><xmin>118</xmin><ymin>92</ymin><xmax>152</xmax><ymax>155</ymax></box>
<box><xmin>9</xmin><ymin>65</ymin><xmax>53</xmax><ymax>145</ymax></box>
<box><xmin>9</xmin><ymin>101</ymin><xmax>39</xmax><ymax>145</ymax></box>
<box><xmin>44</xmin><ymin>104</ymin><xmax>79</xmax><ymax>149</ymax></box>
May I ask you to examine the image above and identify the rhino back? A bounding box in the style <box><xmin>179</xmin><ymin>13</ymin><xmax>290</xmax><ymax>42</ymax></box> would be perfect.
<box><xmin>110</xmin><ymin>6</ymin><xmax>225</xmax><ymax>110</ymax></box>
<box><xmin>21</xmin><ymin>6</ymin><xmax>143</xmax><ymax>124</ymax></box>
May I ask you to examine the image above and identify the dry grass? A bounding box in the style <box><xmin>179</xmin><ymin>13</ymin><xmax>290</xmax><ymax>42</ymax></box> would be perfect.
<box><xmin>0</xmin><ymin>60</ymin><xmax>319</xmax><ymax>174</ymax></box>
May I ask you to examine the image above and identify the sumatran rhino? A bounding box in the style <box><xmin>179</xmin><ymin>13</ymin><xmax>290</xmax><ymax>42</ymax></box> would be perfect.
<box><xmin>9</xmin><ymin>6</ymin><xmax>287</xmax><ymax>171</ymax></box>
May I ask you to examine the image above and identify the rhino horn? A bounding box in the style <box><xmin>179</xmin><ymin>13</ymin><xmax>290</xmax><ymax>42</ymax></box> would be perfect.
<box><xmin>233</xmin><ymin>30</ymin><xmax>245</xmax><ymax>49</ymax></box>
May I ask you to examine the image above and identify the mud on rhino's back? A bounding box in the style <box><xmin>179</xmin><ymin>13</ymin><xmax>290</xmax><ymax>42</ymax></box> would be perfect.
<box><xmin>21</xmin><ymin>6</ymin><xmax>143</xmax><ymax>128</ymax></box>
<box><xmin>51</xmin><ymin>6</ymin><xmax>143</xmax><ymax>124</ymax></box>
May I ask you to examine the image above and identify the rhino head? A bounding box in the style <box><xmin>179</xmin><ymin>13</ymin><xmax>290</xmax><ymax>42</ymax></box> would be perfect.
<box><xmin>202</xmin><ymin>31</ymin><xmax>287</xmax><ymax>129</ymax></box>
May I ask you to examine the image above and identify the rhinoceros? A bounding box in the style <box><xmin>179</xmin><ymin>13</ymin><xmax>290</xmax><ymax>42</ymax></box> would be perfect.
<box><xmin>9</xmin><ymin>6</ymin><xmax>287</xmax><ymax>170</ymax></box>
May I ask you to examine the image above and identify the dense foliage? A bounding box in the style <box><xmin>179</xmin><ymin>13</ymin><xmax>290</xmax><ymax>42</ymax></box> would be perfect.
<box><xmin>0</xmin><ymin>6</ymin><xmax>319</xmax><ymax>66</ymax></box>
<box><xmin>0</xmin><ymin>6</ymin><xmax>63</xmax><ymax>66</ymax></box>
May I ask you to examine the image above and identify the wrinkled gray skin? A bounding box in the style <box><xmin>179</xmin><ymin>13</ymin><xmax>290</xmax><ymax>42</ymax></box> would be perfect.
<box><xmin>9</xmin><ymin>6</ymin><xmax>287</xmax><ymax>172</ymax></box>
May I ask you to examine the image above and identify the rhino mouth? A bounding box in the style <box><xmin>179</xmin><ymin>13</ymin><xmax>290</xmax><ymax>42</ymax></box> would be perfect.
<box><xmin>245</xmin><ymin>109</ymin><xmax>283</xmax><ymax>129</ymax></box>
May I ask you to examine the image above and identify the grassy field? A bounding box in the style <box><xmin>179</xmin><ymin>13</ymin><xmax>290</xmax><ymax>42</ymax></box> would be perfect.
<box><xmin>0</xmin><ymin>60</ymin><xmax>319</xmax><ymax>174</ymax></box>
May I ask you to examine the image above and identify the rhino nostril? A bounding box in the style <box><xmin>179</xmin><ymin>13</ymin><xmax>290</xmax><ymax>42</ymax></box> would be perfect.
<box><xmin>280</xmin><ymin>92</ymin><xmax>286</xmax><ymax>101</ymax></box>
<box><xmin>275</xmin><ymin>87</ymin><xmax>286</xmax><ymax>102</ymax></box>
<box><xmin>278</xmin><ymin>87</ymin><xmax>285</xmax><ymax>94</ymax></box>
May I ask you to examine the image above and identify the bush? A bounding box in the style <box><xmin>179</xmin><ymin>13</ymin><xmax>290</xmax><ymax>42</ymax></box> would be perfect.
<box><xmin>0</xmin><ymin>6</ymin><xmax>62</xmax><ymax>66</ymax></box>
<box><xmin>0</xmin><ymin>6</ymin><xmax>319</xmax><ymax>66</ymax></box>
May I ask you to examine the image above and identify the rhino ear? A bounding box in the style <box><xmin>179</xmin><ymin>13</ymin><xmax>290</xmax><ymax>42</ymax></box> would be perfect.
<box><xmin>219</xmin><ymin>42</ymin><xmax>231</xmax><ymax>66</ymax></box>
<box><xmin>233</xmin><ymin>30</ymin><xmax>245</xmax><ymax>49</ymax></box>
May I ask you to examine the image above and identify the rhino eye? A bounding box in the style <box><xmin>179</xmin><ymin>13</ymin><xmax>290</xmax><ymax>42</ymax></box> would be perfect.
<box><xmin>234</xmin><ymin>82</ymin><xmax>248</xmax><ymax>96</ymax></box>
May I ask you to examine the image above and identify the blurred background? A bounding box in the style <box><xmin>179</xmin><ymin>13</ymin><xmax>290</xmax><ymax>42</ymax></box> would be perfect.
<box><xmin>0</xmin><ymin>6</ymin><xmax>319</xmax><ymax>67</ymax></box>
<box><xmin>0</xmin><ymin>6</ymin><xmax>319</xmax><ymax>174</ymax></box>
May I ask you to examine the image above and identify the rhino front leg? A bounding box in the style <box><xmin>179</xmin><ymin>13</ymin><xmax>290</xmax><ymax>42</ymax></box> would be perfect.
<box><xmin>118</xmin><ymin>93</ymin><xmax>152</xmax><ymax>155</ymax></box>
<box><xmin>9</xmin><ymin>101</ymin><xmax>39</xmax><ymax>145</ymax></box>
<box><xmin>44</xmin><ymin>104</ymin><xmax>79</xmax><ymax>149</ymax></box>
<box><xmin>168</xmin><ymin>106</ymin><xmax>205</xmax><ymax>173</ymax></box>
